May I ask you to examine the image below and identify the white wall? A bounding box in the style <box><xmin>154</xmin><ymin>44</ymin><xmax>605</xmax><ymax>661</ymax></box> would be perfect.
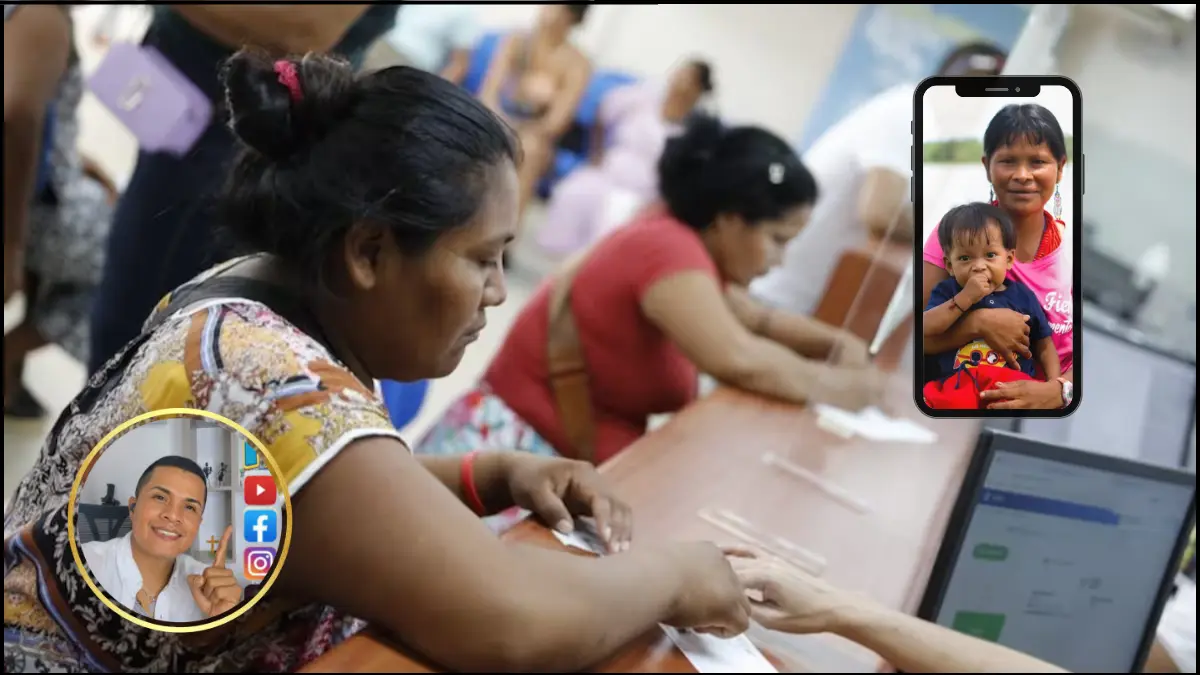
<box><xmin>81</xmin><ymin>418</ymin><xmax>194</xmax><ymax>504</ymax></box>
<box><xmin>469</xmin><ymin>4</ymin><xmax>863</xmax><ymax>138</ymax></box>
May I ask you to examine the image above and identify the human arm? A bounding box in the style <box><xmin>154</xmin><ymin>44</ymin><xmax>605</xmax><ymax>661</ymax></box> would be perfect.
<box><xmin>725</xmin><ymin>283</ymin><xmax>868</xmax><ymax>366</ymax></box>
<box><xmin>277</xmin><ymin>437</ymin><xmax>746</xmax><ymax>672</ymax></box>
<box><xmin>168</xmin><ymin>4</ymin><xmax>370</xmax><ymax>55</ymax></box>
<box><xmin>3</xmin><ymin>3</ymin><xmax>70</xmax><ymax>301</ymax></box>
<box><xmin>922</xmin><ymin>262</ymin><xmax>1032</xmax><ymax>363</ymax></box>
<box><xmin>1034</xmin><ymin>337</ymin><xmax>1061</xmax><ymax>380</ymax></box>
<box><xmin>478</xmin><ymin>34</ymin><xmax>521</xmax><ymax>113</ymax></box>
<box><xmin>729</xmin><ymin>552</ymin><xmax>1069</xmax><ymax>674</ymax></box>
<box><xmin>858</xmin><ymin>168</ymin><xmax>913</xmax><ymax>242</ymax></box>
<box><xmin>923</xmin><ymin>274</ymin><xmax>991</xmax><ymax>338</ymax></box>
<box><xmin>438</xmin><ymin>11</ymin><xmax>479</xmax><ymax>86</ymax></box>
<box><xmin>417</xmin><ymin>451</ymin><xmax>632</xmax><ymax>552</ymax></box>
<box><xmin>81</xmin><ymin>154</ymin><xmax>120</xmax><ymax>205</ymax></box>
<box><xmin>439</xmin><ymin>48</ymin><xmax>471</xmax><ymax>85</ymax></box>
<box><xmin>642</xmin><ymin>271</ymin><xmax>882</xmax><ymax>411</ymax></box>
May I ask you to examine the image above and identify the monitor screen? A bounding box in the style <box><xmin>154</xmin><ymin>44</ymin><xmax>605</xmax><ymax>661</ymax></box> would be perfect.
<box><xmin>1019</xmin><ymin>327</ymin><xmax>1196</xmax><ymax>469</ymax></box>
<box><xmin>925</xmin><ymin>435</ymin><xmax>1195</xmax><ymax>672</ymax></box>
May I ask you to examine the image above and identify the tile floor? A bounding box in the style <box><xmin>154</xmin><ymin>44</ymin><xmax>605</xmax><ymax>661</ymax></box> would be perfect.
<box><xmin>3</xmin><ymin>7</ymin><xmax>566</xmax><ymax>507</ymax></box>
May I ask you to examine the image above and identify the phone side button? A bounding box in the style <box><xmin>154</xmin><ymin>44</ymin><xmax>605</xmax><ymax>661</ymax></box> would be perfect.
<box><xmin>1081</xmin><ymin>153</ymin><xmax>1086</xmax><ymax>194</ymax></box>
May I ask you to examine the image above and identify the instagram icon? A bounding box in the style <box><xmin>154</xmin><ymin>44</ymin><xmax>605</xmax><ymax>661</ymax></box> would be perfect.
<box><xmin>244</xmin><ymin>547</ymin><xmax>276</xmax><ymax>581</ymax></box>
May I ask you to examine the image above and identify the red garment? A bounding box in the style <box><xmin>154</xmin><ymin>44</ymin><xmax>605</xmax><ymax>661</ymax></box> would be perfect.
<box><xmin>486</xmin><ymin>208</ymin><xmax>719</xmax><ymax>463</ymax></box>
<box><xmin>923</xmin><ymin>364</ymin><xmax>1035</xmax><ymax>409</ymax></box>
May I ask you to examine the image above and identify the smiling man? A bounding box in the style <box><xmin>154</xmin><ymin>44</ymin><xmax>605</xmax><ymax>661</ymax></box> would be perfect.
<box><xmin>81</xmin><ymin>456</ymin><xmax>242</xmax><ymax>623</ymax></box>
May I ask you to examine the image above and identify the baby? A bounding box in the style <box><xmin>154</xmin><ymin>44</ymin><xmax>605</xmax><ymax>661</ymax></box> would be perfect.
<box><xmin>922</xmin><ymin>202</ymin><xmax>1060</xmax><ymax>410</ymax></box>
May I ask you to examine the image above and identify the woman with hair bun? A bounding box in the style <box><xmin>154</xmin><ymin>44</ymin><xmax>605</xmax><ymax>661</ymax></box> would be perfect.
<box><xmin>419</xmin><ymin>114</ymin><xmax>886</xmax><ymax>475</ymax></box>
<box><xmin>4</xmin><ymin>50</ymin><xmax>754</xmax><ymax>672</ymax></box>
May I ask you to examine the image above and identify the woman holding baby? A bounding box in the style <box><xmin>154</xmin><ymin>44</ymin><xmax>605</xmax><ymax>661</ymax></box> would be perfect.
<box><xmin>920</xmin><ymin>103</ymin><xmax>1075</xmax><ymax>411</ymax></box>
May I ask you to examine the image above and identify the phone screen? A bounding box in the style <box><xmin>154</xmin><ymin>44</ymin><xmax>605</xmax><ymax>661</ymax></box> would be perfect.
<box><xmin>913</xmin><ymin>77</ymin><xmax>1081</xmax><ymax>418</ymax></box>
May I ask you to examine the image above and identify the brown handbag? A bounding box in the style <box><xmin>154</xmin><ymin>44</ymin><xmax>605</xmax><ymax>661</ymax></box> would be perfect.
<box><xmin>546</xmin><ymin>251</ymin><xmax>598</xmax><ymax>464</ymax></box>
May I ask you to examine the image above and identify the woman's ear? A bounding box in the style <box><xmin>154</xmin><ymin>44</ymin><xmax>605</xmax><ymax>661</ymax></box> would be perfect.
<box><xmin>341</xmin><ymin>222</ymin><xmax>389</xmax><ymax>292</ymax></box>
<box><xmin>1056</xmin><ymin>159</ymin><xmax>1065</xmax><ymax>184</ymax></box>
<box><xmin>128</xmin><ymin>497</ymin><xmax>136</xmax><ymax>511</ymax></box>
<box><xmin>980</xmin><ymin>155</ymin><xmax>991</xmax><ymax>183</ymax></box>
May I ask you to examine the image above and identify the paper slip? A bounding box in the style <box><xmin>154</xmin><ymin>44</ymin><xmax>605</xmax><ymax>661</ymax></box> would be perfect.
<box><xmin>660</xmin><ymin>626</ymin><xmax>778</xmax><ymax>673</ymax></box>
<box><xmin>814</xmin><ymin>404</ymin><xmax>938</xmax><ymax>444</ymax></box>
<box><xmin>551</xmin><ymin>518</ymin><xmax>608</xmax><ymax>554</ymax></box>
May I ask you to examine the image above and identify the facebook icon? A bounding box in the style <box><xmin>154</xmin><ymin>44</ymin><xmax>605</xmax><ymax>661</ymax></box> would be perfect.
<box><xmin>243</xmin><ymin>509</ymin><xmax>278</xmax><ymax>544</ymax></box>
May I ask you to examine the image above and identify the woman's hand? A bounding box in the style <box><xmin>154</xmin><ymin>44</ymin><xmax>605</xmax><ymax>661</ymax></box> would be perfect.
<box><xmin>980</xmin><ymin>378</ymin><xmax>1063</xmax><ymax>410</ymax></box>
<box><xmin>724</xmin><ymin>547</ymin><xmax>860</xmax><ymax>634</ymax></box>
<box><xmin>663</xmin><ymin>542</ymin><xmax>753</xmax><ymax>637</ymax></box>
<box><xmin>974</xmin><ymin>309</ymin><xmax>1033</xmax><ymax>369</ymax></box>
<box><xmin>505</xmin><ymin>454</ymin><xmax>633</xmax><ymax>553</ymax></box>
<box><xmin>816</xmin><ymin>365</ymin><xmax>887</xmax><ymax>412</ymax></box>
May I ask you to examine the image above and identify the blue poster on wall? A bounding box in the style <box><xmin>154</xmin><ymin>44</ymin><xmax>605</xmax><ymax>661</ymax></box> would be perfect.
<box><xmin>798</xmin><ymin>4</ymin><xmax>1030</xmax><ymax>152</ymax></box>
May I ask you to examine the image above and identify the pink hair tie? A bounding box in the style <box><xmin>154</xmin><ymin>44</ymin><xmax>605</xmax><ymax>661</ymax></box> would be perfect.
<box><xmin>273</xmin><ymin>60</ymin><xmax>303</xmax><ymax>103</ymax></box>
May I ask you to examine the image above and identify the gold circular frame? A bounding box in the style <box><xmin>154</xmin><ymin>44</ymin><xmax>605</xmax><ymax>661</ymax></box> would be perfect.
<box><xmin>67</xmin><ymin>408</ymin><xmax>294</xmax><ymax>633</ymax></box>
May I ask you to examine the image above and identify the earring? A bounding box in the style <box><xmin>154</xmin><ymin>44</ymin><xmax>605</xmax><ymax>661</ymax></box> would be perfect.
<box><xmin>1052</xmin><ymin>183</ymin><xmax>1062</xmax><ymax>220</ymax></box>
<box><xmin>989</xmin><ymin>186</ymin><xmax>995</xmax><ymax>203</ymax></box>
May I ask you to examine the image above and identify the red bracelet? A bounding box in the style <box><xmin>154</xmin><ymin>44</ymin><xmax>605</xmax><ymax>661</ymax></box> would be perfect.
<box><xmin>460</xmin><ymin>451</ymin><xmax>488</xmax><ymax>516</ymax></box>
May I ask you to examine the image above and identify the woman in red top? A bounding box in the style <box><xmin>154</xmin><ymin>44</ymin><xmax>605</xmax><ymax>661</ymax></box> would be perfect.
<box><xmin>417</xmin><ymin>115</ymin><xmax>884</xmax><ymax>480</ymax></box>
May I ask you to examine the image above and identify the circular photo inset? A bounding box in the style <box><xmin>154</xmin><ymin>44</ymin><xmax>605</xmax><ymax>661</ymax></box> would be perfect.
<box><xmin>68</xmin><ymin>409</ymin><xmax>292</xmax><ymax>632</ymax></box>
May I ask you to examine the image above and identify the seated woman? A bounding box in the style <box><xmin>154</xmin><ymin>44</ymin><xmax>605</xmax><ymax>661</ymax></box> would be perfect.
<box><xmin>3</xmin><ymin>51</ymin><xmax>754</xmax><ymax>672</ymax></box>
<box><xmin>478</xmin><ymin>4</ymin><xmax>592</xmax><ymax>221</ymax></box>
<box><xmin>418</xmin><ymin>115</ymin><xmax>885</xmax><ymax>473</ymax></box>
<box><xmin>537</xmin><ymin>58</ymin><xmax>714</xmax><ymax>256</ymax></box>
<box><xmin>4</xmin><ymin>3</ymin><xmax>120</xmax><ymax>418</ymax></box>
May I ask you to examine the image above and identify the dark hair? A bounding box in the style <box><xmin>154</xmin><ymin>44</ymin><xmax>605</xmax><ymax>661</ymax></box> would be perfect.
<box><xmin>983</xmin><ymin>103</ymin><xmax>1067</xmax><ymax>161</ymax></box>
<box><xmin>936</xmin><ymin>41</ymin><xmax>1006</xmax><ymax>77</ymax></box>
<box><xmin>566</xmin><ymin>4</ymin><xmax>589</xmax><ymax>24</ymax></box>
<box><xmin>218</xmin><ymin>49</ymin><xmax>518</xmax><ymax>280</ymax></box>
<box><xmin>938</xmin><ymin>202</ymin><xmax>1016</xmax><ymax>255</ymax></box>
<box><xmin>658</xmin><ymin>114</ymin><xmax>817</xmax><ymax>231</ymax></box>
<box><xmin>134</xmin><ymin>455</ymin><xmax>208</xmax><ymax>505</ymax></box>
<box><xmin>688</xmin><ymin>59</ymin><xmax>715</xmax><ymax>93</ymax></box>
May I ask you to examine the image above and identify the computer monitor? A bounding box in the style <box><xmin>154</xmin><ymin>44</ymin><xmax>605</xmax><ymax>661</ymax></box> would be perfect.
<box><xmin>1018</xmin><ymin>325</ymin><xmax>1196</xmax><ymax>469</ymax></box>
<box><xmin>917</xmin><ymin>430</ymin><xmax>1197</xmax><ymax>673</ymax></box>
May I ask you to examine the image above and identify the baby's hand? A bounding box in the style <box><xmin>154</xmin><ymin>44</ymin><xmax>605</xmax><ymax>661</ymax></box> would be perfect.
<box><xmin>959</xmin><ymin>272</ymin><xmax>993</xmax><ymax>306</ymax></box>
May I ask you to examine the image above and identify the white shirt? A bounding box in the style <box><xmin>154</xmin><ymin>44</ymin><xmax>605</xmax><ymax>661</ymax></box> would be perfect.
<box><xmin>1157</xmin><ymin>576</ymin><xmax>1196</xmax><ymax>673</ymax></box>
<box><xmin>384</xmin><ymin>5</ymin><xmax>480</xmax><ymax>74</ymax></box>
<box><xmin>750</xmin><ymin>84</ymin><xmax>918</xmax><ymax>316</ymax></box>
<box><xmin>81</xmin><ymin>533</ymin><xmax>211</xmax><ymax>623</ymax></box>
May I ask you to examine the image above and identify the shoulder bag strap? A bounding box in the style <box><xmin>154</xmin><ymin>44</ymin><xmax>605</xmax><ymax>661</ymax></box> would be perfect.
<box><xmin>546</xmin><ymin>251</ymin><xmax>597</xmax><ymax>464</ymax></box>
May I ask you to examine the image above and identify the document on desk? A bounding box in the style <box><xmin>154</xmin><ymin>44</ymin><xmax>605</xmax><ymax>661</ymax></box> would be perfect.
<box><xmin>814</xmin><ymin>404</ymin><xmax>938</xmax><ymax>444</ymax></box>
<box><xmin>661</xmin><ymin>626</ymin><xmax>778</xmax><ymax>673</ymax></box>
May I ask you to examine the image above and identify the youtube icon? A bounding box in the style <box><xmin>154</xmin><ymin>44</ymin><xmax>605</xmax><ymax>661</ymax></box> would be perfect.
<box><xmin>244</xmin><ymin>475</ymin><xmax>277</xmax><ymax>506</ymax></box>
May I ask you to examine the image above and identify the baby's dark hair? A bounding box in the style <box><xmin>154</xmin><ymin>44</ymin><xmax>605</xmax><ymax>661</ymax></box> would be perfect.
<box><xmin>658</xmin><ymin>114</ymin><xmax>817</xmax><ymax>231</ymax></box>
<box><xmin>134</xmin><ymin>455</ymin><xmax>207</xmax><ymax>505</ymax></box>
<box><xmin>984</xmin><ymin>104</ymin><xmax>1067</xmax><ymax>161</ymax></box>
<box><xmin>938</xmin><ymin>202</ymin><xmax>1016</xmax><ymax>255</ymax></box>
<box><xmin>218</xmin><ymin>49</ymin><xmax>518</xmax><ymax>281</ymax></box>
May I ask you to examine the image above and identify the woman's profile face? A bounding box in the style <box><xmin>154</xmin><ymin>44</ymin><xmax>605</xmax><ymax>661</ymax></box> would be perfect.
<box><xmin>667</xmin><ymin>64</ymin><xmax>704</xmax><ymax>110</ymax></box>
<box><xmin>713</xmin><ymin>204</ymin><xmax>812</xmax><ymax>286</ymax></box>
<box><xmin>983</xmin><ymin>135</ymin><xmax>1065</xmax><ymax>220</ymax></box>
<box><xmin>339</xmin><ymin>161</ymin><xmax>518</xmax><ymax>381</ymax></box>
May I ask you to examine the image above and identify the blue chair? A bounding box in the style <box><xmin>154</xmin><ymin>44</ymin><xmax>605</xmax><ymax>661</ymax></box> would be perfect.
<box><xmin>380</xmin><ymin>379</ymin><xmax>429</xmax><ymax>430</ymax></box>
<box><xmin>462</xmin><ymin>32</ymin><xmax>502</xmax><ymax>96</ymax></box>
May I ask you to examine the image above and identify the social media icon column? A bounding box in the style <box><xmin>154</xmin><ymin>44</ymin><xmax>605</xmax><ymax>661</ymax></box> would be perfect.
<box><xmin>241</xmin><ymin>469</ymin><xmax>281</xmax><ymax>583</ymax></box>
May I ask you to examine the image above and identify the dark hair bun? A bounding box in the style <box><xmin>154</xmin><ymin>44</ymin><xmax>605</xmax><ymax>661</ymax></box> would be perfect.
<box><xmin>222</xmin><ymin>49</ymin><xmax>357</xmax><ymax>162</ymax></box>
<box><xmin>659</xmin><ymin>113</ymin><xmax>724</xmax><ymax>186</ymax></box>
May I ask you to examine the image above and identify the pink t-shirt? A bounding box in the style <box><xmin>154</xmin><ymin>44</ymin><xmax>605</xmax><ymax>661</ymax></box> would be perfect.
<box><xmin>923</xmin><ymin>221</ymin><xmax>1075</xmax><ymax>374</ymax></box>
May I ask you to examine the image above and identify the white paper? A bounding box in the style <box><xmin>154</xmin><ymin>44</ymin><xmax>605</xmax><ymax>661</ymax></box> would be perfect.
<box><xmin>661</xmin><ymin>626</ymin><xmax>778</xmax><ymax>673</ymax></box>
<box><xmin>551</xmin><ymin>518</ymin><xmax>607</xmax><ymax>554</ymax></box>
<box><xmin>813</xmin><ymin>404</ymin><xmax>938</xmax><ymax>444</ymax></box>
